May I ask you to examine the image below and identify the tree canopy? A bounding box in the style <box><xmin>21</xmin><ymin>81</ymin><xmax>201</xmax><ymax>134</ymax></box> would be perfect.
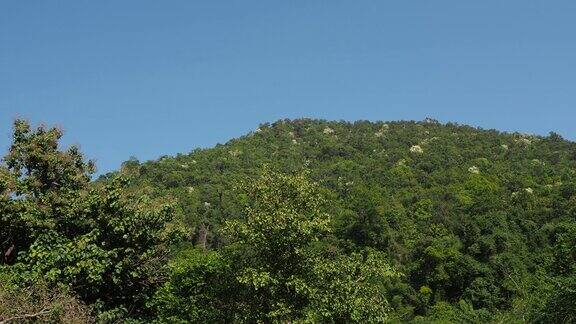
<box><xmin>116</xmin><ymin>118</ymin><xmax>576</xmax><ymax>322</ymax></box>
<box><xmin>0</xmin><ymin>120</ymin><xmax>183</xmax><ymax>321</ymax></box>
<box><xmin>2</xmin><ymin>118</ymin><xmax>576</xmax><ymax>322</ymax></box>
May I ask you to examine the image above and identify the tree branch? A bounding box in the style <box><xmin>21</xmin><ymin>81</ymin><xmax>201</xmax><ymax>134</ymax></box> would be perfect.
<box><xmin>0</xmin><ymin>308</ymin><xmax>51</xmax><ymax>324</ymax></box>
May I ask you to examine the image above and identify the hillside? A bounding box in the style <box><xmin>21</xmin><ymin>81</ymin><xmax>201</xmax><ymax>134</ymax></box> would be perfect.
<box><xmin>113</xmin><ymin>118</ymin><xmax>576</xmax><ymax>321</ymax></box>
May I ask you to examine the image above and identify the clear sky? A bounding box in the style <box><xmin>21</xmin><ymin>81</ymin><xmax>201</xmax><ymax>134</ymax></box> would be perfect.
<box><xmin>1</xmin><ymin>1</ymin><xmax>575</xmax><ymax>174</ymax></box>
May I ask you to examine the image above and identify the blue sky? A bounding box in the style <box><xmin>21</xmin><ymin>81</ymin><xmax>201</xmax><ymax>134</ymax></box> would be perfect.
<box><xmin>1</xmin><ymin>1</ymin><xmax>575</xmax><ymax>174</ymax></box>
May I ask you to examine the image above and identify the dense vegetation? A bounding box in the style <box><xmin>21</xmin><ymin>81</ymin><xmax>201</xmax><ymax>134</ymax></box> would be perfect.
<box><xmin>1</xmin><ymin>118</ymin><xmax>575</xmax><ymax>322</ymax></box>
<box><xmin>0</xmin><ymin>121</ymin><xmax>185</xmax><ymax>322</ymax></box>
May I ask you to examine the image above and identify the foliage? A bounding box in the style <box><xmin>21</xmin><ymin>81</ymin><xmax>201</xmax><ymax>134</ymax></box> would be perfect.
<box><xmin>2</xmin><ymin>117</ymin><xmax>576</xmax><ymax>321</ymax></box>
<box><xmin>299</xmin><ymin>246</ymin><xmax>399</xmax><ymax>322</ymax></box>
<box><xmin>149</xmin><ymin>247</ymin><xmax>236</xmax><ymax>323</ymax></box>
<box><xmin>0</xmin><ymin>120</ymin><xmax>183</xmax><ymax>320</ymax></box>
<box><xmin>154</xmin><ymin>169</ymin><xmax>400</xmax><ymax>322</ymax></box>
<box><xmin>116</xmin><ymin>118</ymin><xmax>576</xmax><ymax>322</ymax></box>
<box><xmin>0</xmin><ymin>270</ymin><xmax>93</xmax><ymax>323</ymax></box>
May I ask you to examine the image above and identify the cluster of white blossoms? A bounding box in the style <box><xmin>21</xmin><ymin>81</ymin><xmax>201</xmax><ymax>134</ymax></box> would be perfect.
<box><xmin>229</xmin><ymin>149</ymin><xmax>242</xmax><ymax>157</ymax></box>
<box><xmin>323</xmin><ymin>127</ymin><xmax>335</xmax><ymax>135</ymax></box>
<box><xmin>375</xmin><ymin>124</ymin><xmax>390</xmax><ymax>137</ymax></box>
<box><xmin>501</xmin><ymin>144</ymin><xmax>509</xmax><ymax>150</ymax></box>
<box><xmin>420</xmin><ymin>137</ymin><xmax>440</xmax><ymax>145</ymax></box>
<box><xmin>514</xmin><ymin>134</ymin><xmax>539</xmax><ymax>146</ymax></box>
<box><xmin>410</xmin><ymin>145</ymin><xmax>424</xmax><ymax>154</ymax></box>
<box><xmin>337</xmin><ymin>176</ymin><xmax>355</xmax><ymax>187</ymax></box>
<box><xmin>468</xmin><ymin>166</ymin><xmax>480</xmax><ymax>174</ymax></box>
<box><xmin>513</xmin><ymin>187</ymin><xmax>535</xmax><ymax>197</ymax></box>
<box><xmin>187</xmin><ymin>186</ymin><xmax>195</xmax><ymax>193</ymax></box>
<box><xmin>516</xmin><ymin>138</ymin><xmax>532</xmax><ymax>145</ymax></box>
<box><xmin>532</xmin><ymin>159</ymin><xmax>543</xmax><ymax>165</ymax></box>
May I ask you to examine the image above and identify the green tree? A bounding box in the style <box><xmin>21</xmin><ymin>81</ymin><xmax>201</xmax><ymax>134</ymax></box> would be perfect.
<box><xmin>0</xmin><ymin>120</ymin><xmax>183</xmax><ymax>319</ymax></box>
<box><xmin>152</xmin><ymin>168</ymin><xmax>400</xmax><ymax>322</ymax></box>
<box><xmin>224</xmin><ymin>168</ymin><xmax>399</xmax><ymax>322</ymax></box>
<box><xmin>150</xmin><ymin>247</ymin><xmax>237</xmax><ymax>323</ymax></box>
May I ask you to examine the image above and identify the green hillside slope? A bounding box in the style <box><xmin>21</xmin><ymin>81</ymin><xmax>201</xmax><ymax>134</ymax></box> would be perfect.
<box><xmin>113</xmin><ymin>118</ymin><xmax>576</xmax><ymax>321</ymax></box>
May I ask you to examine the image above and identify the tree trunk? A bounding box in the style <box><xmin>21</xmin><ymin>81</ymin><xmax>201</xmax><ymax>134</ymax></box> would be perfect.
<box><xmin>197</xmin><ymin>223</ymin><xmax>209</xmax><ymax>250</ymax></box>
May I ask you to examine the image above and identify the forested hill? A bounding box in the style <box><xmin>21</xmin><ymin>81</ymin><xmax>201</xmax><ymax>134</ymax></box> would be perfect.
<box><xmin>112</xmin><ymin>118</ymin><xmax>576</xmax><ymax>321</ymax></box>
<box><xmin>3</xmin><ymin>118</ymin><xmax>575</xmax><ymax>321</ymax></box>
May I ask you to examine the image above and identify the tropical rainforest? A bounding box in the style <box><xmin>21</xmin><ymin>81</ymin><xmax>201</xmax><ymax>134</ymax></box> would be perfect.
<box><xmin>1</xmin><ymin>118</ymin><xmax>575</xmax><ymax>323</ymax></box>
